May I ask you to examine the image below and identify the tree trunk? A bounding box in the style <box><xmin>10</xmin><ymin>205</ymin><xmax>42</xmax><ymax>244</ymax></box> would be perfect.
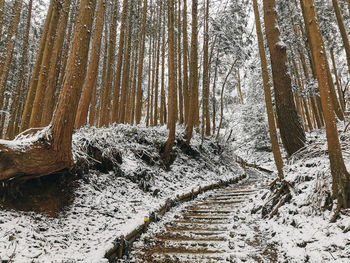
<box><xmin>97</xmin><ymin>22</ymin><xmax>109</xmax><ymax>127</ymax></box>
<box><xmin>202</xmin><ymin>0</ymin><xmax>210</xmax><ymax>136</ymax></box>
<box><xmin>112</xmin><ymin>0</ymin><xmax>128</xmax><ymax>123</ymax></box>
<box><xmin>0</xmin><ymin>0</ymin><xmax>96</xmax><ymax>182</ymax></box>
<box><xmin>119</xmin><ymin>1</ymin><xmax>134</xmax><ymax>124</ymax></box>
<box><xmin>153</xmin><ymin>1</ymin><xmax>162</xmax><ymax>126</ymax></box>
<box><xmin>135</xmin><ymin>0</ymin><xmax>148</xmax><ymax>124</ymax></box>
<box><xmin>41</xmin><ymin>0</ymin><xmax>72</xmax><ymax>127</ymax></box>
<box><xmin>75</xmin><ymin>0</ymin><xmax>105</xmax><ymax>129</ymax></box>
<box><xmin>263</xmin><ymin>0</ymin><xmax>305</xmax><ymax>157</ymax></box>
<box><xmin>332</xmin><ymin>0</ymin><xmax>350</xmax><ymax>74</ymax></box>
<box><xmin>330</xmin><ymin>48</ymin><xmax>345</xmax><ymax>112</ymax></box>
<box><xmin>186</xmin><ymin>0</ymin><xmax>198</xmax><ymax>145</ymax></box>
<box><xmin>212</xmin><ymin>53</ymin><xmax>219</xmax><ymax>135</ymax></box>
<box><xmin>254</xmin><ymin>0</ymin><xmax>284</xmax><ymax>179</ymax></box>
<box><xmin>100</xmin><ymin>0</ymin><xmax>118</xmax><ymax>127</ymax></box>
<box><xmin>175</xmin><ymin>0</ymin><xmax>183</xmax><ymax>125</ymax></box>
<box><xmin>160</xmin><ymin>8</ymin><xmax>166</xmax><ymax>126</ymax></box>
<box><xmin>163</xmin><ymin>0</ymin><xmax>176</xmax><ymax>165</ymax></box>
<box><xmin>0</xmin><ymin>0</ymin><xmax>4</xmax><ymax>40</ymax></box>
<box><xmin>216</xmin><ymin>61</ymin><xmax>236</xmax><ymax>141</ymax></box>
<box><xmin>0</xmin><ymin>0</ymin><xmax>23</xmax><ymax>112</ymax></box>
<box><xmin>6</xmin><ymin>0</ymin><xmax>33</xmax><ymax>139</ymax></box>
<box><xmin>301</xmin><ymin>0</ymin><xmax>350</xmax><ymax>209</ymax></box>
<box><xmin>146</xmin><ymin>34</ymin><xmax>152</xmax><ymax>127</ymax></box>
<box><xmin>19</xmin><ymin>1</ymin><xmax>54</xmax><ymax>132</ymax></box>
<box><xmin>29</xmin><ymin>0</ymin><xmax>61</xmax><ymax>128</ymax></box>
<box><xmin>182</xmin><ymin>0</ymin><xmax>189</xmax><ymax>124</ymax></box>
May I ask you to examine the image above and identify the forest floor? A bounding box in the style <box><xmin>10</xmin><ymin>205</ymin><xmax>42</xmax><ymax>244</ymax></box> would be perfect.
<box><xmin>232</xmin><ymin>121</ymin><xmax>350</xmax><ymax>262</ymax></box>
<box><xmin>0</xmin><ymin>123</ymin><xmax>349</xmax><ymax>262</ymax></box>
<box><xmin>0</xmin><ymin>125</ymin><xmax>245</xmax><ymax>262</ymax></box>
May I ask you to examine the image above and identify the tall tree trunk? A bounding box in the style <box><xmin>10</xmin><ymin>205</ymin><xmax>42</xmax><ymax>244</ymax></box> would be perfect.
<box><xmin>0</xmin><ymin>0</ymin><xmax>96</xmax><ymax>181</ymax></box>
<box><xmin>212</xmin><ymin>53</ymin><xmax>219</xmax><ymax>135</ymax></box>
<box><xmin>177</xmin><ymin>0</ymin><xmax>184</xmax><ymax>124</ymax></box>
<box><xmin>29</xmin><ymin>0</ymin><xmax>61</xmax><ymax>128</ymax></box>
<box><xmin>163</xmin><ymin>0</ymin><xmax>176</xmax><ymax>165</ymax></box>
<box><xmin>253</xmin><ymin>0</ymin><xmax>284</xmax><ymax>179</ymax></box>
<box><xmin>216</xmin><ymin>61</ymin><xmax>236</xmax><ymax>141</ymax></box>
<box><xmin>263</xmin><ymin>0</ymin><xmax>305</xmax><ymax>157</ymax></box>
<box><xmin>146</xmin><ymin>34</ymin><xmax>152</xmax><ymax>127</ymax></box>
<box><xmin>150</xmin><ymin>32</ymin><xmax>156</xmax><ymax>126</ymax></box>
<box><xmin>6</xmin><ymin>0</ymin><xmax>33</xmax><ymax>139</ymax></box>
<box><xmin>41</xmin><ymin>0</ymin><xmax>72</xmax><ymax>126</ymax></box>
<box><xmin>153</xmin><ymin>1</ymin><xmax>162</xmax><ymax>126</ymax></box>
<box><xmin>301</xmin><ymin>0</ymin><xmax>350</xmax><ymax>209</ymax></box>
<box><xmin>0</xmin><ymin>0</ymin><xmax>4</xmax><ymax>40</ymax></box>
<box><xmin>330</xmin><ymin>48</ymin><xmax>345</xmax><ymax>112</ymax></box>
<box><xmin>202</xmin><ymin>0</ymin><xmax>210</xmax><ymax>136</ymax></box>
<box><xmin>19</xmin><ymin>1</ymin><xmax>54</xmax><ymax>132</ymax></box>
<box><xmin>186</xmin><ymin>0</ymin><xmax>198</xmax><ymax>145</ymax></box>
<box><xmin>119</xmin><ymin>2</ymin><xmax>133</xmax><ymax>124</ymax></box>
<box><xmin>97</xmin><ymin>22</ymin><xmax>109</xmax><ymax>127</ymax></box>
<box><xmin>160</xmin><ymin>8</ymin><xmax>166</xmax><ymax>126</ymax></box>
<box><xmin>182</xmin><ymin>0</ymin><xmax>189</xmax><ymax>124</ymax></box>
<box><xmin>332</xmin><ymin>0</ymin><xmax>350</xmax><ymax>74</ymax></box>
<box><xmin>135</xmin><ymin>0</ymin><xmax>148</xmax><ymax>124</ymax></box>
<box><xmin>112</xmin><ymin>0</ymin><xmax>128</xmax><ymax>123</ymax></box>
<box><xmin>128</xmin><ymin>39</ymin><xmax>139</xmax><ymax>124</ymax></box>
<box><xmin>0</xmin><ymin>0</ymin><xmax>23</xmax><ymax>111</ymax></box>
<box><xmin>75</xmin><ymin>0</ymin><xmax>105</xmax><ymax>129</ymax></box>
<box><xmin>100</xmin><ymin>0</ymin><xmax>118</xmax><ymax>127</ymax></box>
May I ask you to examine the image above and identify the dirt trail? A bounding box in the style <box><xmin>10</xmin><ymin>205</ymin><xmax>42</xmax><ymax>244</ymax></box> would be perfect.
<box><xmin>125</xmin><ymin>168</ymin><xmax>275</xmax><ymax>262</ymax></box>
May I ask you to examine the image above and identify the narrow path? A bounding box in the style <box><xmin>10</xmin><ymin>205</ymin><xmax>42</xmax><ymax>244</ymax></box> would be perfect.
<box><xmin>125</xmin><ymin>169</ymin><xmax>274</xmax><ymax>262</ymax></box>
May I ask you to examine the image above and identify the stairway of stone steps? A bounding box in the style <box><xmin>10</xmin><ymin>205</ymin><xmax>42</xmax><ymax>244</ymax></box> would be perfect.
<box><xmin>125</xmin><ymin>169</ymin><xmax>271</xmax><ymax>263</ymax></box>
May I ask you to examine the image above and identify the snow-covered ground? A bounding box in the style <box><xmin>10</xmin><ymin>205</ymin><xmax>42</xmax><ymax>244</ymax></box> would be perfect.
<box><xmin>231</xmin><ymin>122</ymin><xmax>350</xmax><ymax>262</ymax></box>
<box><xmin>0</xmin><ymin>125</ymin><xmax>244</xmax><ymax>262</ymax></box>
<box><xmin>1</xmin><ymin>121</ymin><xmax>350</xmax><ymax>262</ymax></box>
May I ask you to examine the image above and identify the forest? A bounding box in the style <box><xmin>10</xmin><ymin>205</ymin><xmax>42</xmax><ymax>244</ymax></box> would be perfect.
<box><xmin>0</xmin><ymin>0</ymin><xmax>349</xmax><ymax>262</ymax></box>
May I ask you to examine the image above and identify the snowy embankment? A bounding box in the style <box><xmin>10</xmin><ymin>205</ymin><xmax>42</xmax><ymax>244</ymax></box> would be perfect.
<box><xmin>0</xmin><ymin>124</ymin><xmax>244</xmax><ymax>262</ymax></box>
<box><xmin>231</xmin><ymin>123</ymin><xmax>350</xmax><ymax>262</ymax></box>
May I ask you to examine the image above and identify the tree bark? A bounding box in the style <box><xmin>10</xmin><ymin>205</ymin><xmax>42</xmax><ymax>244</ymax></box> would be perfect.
<box><xmin>216</xmin><ymin>61</ymin><xmax>236</xmax><ymax>141</ymax></box>
<box><xmin>332</xmin><ymin>0</ymin><xmax>350</xmax><ymax>75</ymax></box>
<box><xmin>0</xmin><ymin>0</ymin><xmax>4</xmax><ymax>40</ymax></box>
<box><xmin>253</xmin><ymin>0</ymin><xmax>284</xmax><ymax>179</ymax></box>
<box><xmin>212</xmin><ymin>53</ymin><xmax>219</xmax><ymax>135</ymax></box>
<box><xmin>119</xmin><ymin>1</ymin><xmax>134</xmax><ymax>124</ymax></box>
<box><xmin>330</xmin><ymin>48</ymin><xmax>345</xmax><ymax>112</ymax></box>
<box><xmin>301</xmin><ymin>0</ymin><xmax>350</xmax><ymax>209</ymax></box>
<box><xmin>263</xmin><ymin>0</ymin><xmax>305</xmax><ymax>157</ymax></box>
<box><xmin>29</xmin><ymin>0</ymin><xmax>61</xmax><ymax>128</ymax></box>
<box><xmin>0</xmin><ymin>0</ymin><xmax>23</xmax><ymax>112</ymax></box>
<box><xmin>135</xmin><ymin>0</ymin><xmax>148</xmax><ymax>124</ymax></box>
<box><xmin>19</xmin><ymin>1</ymin><xmax>54</xmax><ymax>132</ymax></box>
<box><xmin>186</xmin><ymin>0</ymin><xmax>198</xmax><ymax>145</ymax></box>
<box><xmin>163</xmin><ymin>0</ymin><xmax>176</xmax><ymax>165</ymax></box>
<box><xmin>41</xmin><ymin>0</ymin><xmax>72</xmax><ymax>127</ymax></box>
<box><xmin>0</xmin><ymin>0</ymin><xmax>96</xmax><ymax>181</ymax></box>
<box><xmin>6</xmin><ymin>0</ymin><xmax>33</xmax><ymax>139</ymax></box>
<box><xmin>160</xmin><ymin>7</ymin><xmax>166</xmax><ymax>126</ymax></box>
<box><xmin>112</xmin><ymin>0</ymin><xmax>128</xmax><ymax>123</ymax></box>
<box><xmin>100</xmin><ymin>0</ymin><xmax>118</xmax><ymax>127</ymax></box>
<box><xmin>75</xmin><ymin>0</ymin><xmax>105</xmax><ymax>129</ymax></box>
<box><xmin>182</xmin><ymin>0</ymin><xmax>189</xmax><ymax>124</ymax></box>
<box><xmin>202</xmin><ymin>0</ymin><xmax>210</xmax><ymax>136</ymax></box>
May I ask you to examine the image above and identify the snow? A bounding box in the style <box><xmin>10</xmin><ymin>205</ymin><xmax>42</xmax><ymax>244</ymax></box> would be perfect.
<box><xmin>230</xmin><ymin>122</ymin><xmax>350</xmax><ymax>262</ymax></box>
<box><xmin>0</xmin><ymin>124</ymin><xmax>244</xmax><ymax>262</ymax></box>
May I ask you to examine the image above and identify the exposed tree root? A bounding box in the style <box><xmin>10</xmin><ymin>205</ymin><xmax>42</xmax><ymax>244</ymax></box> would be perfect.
<box><xmin>0</xmin><ymin>130</ymin><xmax>72</xmax><ymax>182</ymax></box>
<box><xmin>262</xmin><ymin>179</ymin><xmax>292</xmax><ymax>218</ymax></box>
